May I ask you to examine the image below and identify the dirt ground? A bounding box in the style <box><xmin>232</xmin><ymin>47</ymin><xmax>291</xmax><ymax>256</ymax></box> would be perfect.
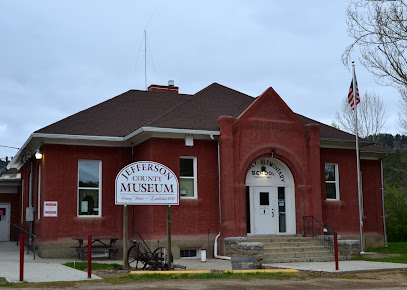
<box><xmin>47</xmin><ymin>269</ymin><xmax>407</xmax><ymax>289</ymax></box>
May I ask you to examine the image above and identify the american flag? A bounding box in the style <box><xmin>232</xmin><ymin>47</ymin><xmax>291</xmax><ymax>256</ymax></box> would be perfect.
<box><xmin>348</xmin><ymin>77</ymin><xmax>360</xmax><ymax>110</ymax></box>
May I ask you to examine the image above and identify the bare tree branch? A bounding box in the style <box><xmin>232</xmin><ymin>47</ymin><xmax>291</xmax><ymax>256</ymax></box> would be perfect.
<box><xmin>343</xmin><ymin>0</ymin><xmax>407</xmax><ymax>90</ymax></box>
<box><xmin>335</xmin><ymin>92</ymin><xmax>388</xmax><ymax>143</ymax></box>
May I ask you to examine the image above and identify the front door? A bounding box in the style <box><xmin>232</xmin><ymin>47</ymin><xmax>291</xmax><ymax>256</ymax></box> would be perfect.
<box><xmin>253</xmin><ymin>187</ymin><xmax>277</xmax><ymax>234</ymax></box>
<box><xmin>246</xmin><ymin>157</ymin><xmax>296</xmax><ymax>235</ymax></box>
<box><xmin>0</xmin><ymin>203</ymin><xmax>11</xmax><ymax>241</ymax></box>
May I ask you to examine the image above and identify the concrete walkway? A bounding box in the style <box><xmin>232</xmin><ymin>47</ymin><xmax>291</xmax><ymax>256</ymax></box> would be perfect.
<box><xmin>266</xmin><ymin>260</ymin><xmax>407</xmax><ymax>273</ymax></box>
<box><xmin>0</xmin><ymin>242</ymin><xmax>101</xmax><ymax>283</ymax></box>
<box><xmin>1</xmin><ymin>241</ymin><xmax>407</xmax><ymax>283</ymax></box>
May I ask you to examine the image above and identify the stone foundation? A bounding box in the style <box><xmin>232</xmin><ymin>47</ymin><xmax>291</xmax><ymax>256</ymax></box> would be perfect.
<box><xmin>340</xmin><ymin>234</ymin><xmax>385</xmax><ymax>250</ymax></box>
<box><xmin>224</xmin><ymin>237</ymin><xmax>264</xmax><ymax>263</ymax></box>
<box><xmin>337</xmin><ymin>240</ymin><xmax>360</xmax><ymax>259</ymax></box>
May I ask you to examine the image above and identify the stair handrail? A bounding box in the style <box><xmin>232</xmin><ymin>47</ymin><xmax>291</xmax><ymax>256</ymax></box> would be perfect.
<box><xmin>302</xmin><ymin>216</ymin><xmax>339</xmax><ymax>270</ymax></box>
<box><xmin>13</xmin><ymin>224</ymin><xmax>36</xmax><ymax>259</ymax></box>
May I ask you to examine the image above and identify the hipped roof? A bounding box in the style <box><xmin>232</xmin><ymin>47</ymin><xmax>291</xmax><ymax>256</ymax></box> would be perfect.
<box><xmin>36</xmin><ymin>83</ymin><xmax>385</xmax><ymax>153</ymax></box>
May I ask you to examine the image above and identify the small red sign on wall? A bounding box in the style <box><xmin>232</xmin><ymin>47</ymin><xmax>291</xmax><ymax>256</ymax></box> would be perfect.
<box><xmin>44</xmin><ymin>201</ymin><xmax>58</xmax><ymax>217</ymax></box>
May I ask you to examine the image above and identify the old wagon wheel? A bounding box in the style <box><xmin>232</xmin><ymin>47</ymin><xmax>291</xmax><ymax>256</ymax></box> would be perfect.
<box><xmin>151</xmin><ymin>247</ymin><xmax>165</xmax><ymax>270</ymax></box>
<box><xmin>127</xmin><ymin>243</ymin><xmax>149</xmax><ymax>270</ymax></box>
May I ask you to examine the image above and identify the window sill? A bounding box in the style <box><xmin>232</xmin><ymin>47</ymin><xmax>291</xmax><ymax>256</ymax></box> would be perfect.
<box><xmin>76</xmin><ymin>215</ymin><xmax>102</xmax><ymax>218</ymax></box>
<box><xmin>180</xmin><ymin>197</ymin><xmax>198</xmax><ymax>200</ymax></box>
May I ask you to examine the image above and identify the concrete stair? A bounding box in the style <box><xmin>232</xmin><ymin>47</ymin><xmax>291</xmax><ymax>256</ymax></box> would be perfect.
<box><xmin>248</xmin><ymin>235</ymin><xmax>339</xmax><ymax>263</ymax></box>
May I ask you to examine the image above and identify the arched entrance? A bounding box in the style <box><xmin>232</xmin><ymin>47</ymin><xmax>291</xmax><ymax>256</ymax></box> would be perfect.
<box><xmin>246</xmin><ymin>157</ymin><xmax>295</xmax><ymax>235</ymax></box>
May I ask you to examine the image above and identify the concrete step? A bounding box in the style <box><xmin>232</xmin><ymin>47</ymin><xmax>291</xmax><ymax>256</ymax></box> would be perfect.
<box><xmin>263</xmin><ymin>246</ymin><xmax>327</xmax><ymax>254</ymax></box>
<box><xmin>260</xmin><ymin>241</ymin><xmax>323</xmax><ymax>248</ymax></box>
<box><xmin>247</xmin><ymin>236</ymin><xmax>337</xmax><ymax>263</ymax></box>
<box><xmin>248</xmin><ymin>237</ymin><xmax>314</xmax><ymax>243</ymax></box>
<box><xmin>263</xmin><ymin>255</ymin><xmax>342</xmax><ymax>264</ymax></box>
<box><xmin>263</xmin><ymin>250</ymin><xmax>334</xmax><ymax>260</ymax></box>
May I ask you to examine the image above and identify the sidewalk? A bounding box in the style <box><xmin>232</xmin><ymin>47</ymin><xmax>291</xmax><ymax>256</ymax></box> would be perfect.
<box><xmin>266</xmin><ymin>260</ymin><xmax>407</xmax><ymax>273</ymax></box>
<box><xmin>0</xmin><ymin>242</ymin><xmax>101</xmax><ymax>283</ymax></box>
<box><xmin>1</xmin><ymin>241</ymin><xmax>407</xmax><ymax>283</ymax></box>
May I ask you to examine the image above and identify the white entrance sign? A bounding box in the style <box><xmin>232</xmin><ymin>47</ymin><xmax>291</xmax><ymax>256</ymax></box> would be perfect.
<box><xmin>115</xmin><ymin>161</ymin><xmax>179</xmax><ymax>205</ymax></box>
<box><xmin>44</xmin><ymin>201</ymin><xmax>58</xmax><ymax>217</ymax></box>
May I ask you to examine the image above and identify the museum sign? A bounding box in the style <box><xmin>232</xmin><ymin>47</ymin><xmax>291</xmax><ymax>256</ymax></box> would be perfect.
<box><xmin>115</xmin><ymin>161</ymin><xmax>179</xmax><ymax>205</ymax></box>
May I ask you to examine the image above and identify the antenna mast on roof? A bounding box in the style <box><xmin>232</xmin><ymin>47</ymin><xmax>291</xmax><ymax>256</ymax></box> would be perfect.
<box><xmin>144</xmin><ymin>29</ymin><xmax>147</xmax><ymax>91</ymax></box>
<box><xmin>135</xmin><ymin>15</ymin><xmax>155</xmax><ymax>91</ymax></box>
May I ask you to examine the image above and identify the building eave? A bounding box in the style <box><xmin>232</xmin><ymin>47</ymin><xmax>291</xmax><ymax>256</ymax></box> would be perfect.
<box><xmin>8</xmin><ymin>127</ymin><xmax>221</xmax><ymax>170</ymax></box>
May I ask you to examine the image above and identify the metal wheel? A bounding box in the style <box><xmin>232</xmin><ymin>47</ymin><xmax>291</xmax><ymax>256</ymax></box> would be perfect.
<box><xmin>151</xmin><ymin>247</ymin><xmax>165</xmax><ymax>270</ymax></box>
<box><xmin>127</xmin><ymin>244</ymin><xmax>148</xmax><ymax>270</ymax></box>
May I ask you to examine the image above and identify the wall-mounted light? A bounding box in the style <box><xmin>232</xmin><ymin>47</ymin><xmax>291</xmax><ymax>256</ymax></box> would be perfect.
<box><xmin>35</xmin><ymin>149</ymin><xmax>43</xmax><ymax>160</ymax></box>
<box><xmin>260</xmin><ymin>166</ymin><xmax>267</xmax><ymax>176</ymax></box>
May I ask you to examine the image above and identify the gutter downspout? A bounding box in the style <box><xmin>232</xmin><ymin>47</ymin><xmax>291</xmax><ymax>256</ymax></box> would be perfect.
<box><xmin>214</xmin><ymin>232</ymin><xmax>231</xmax><ymax>260</ymax></box>
<box><xmin>216</xmin><ymin>140</ymin><xmax>222</xmax><ymax>225</ymax></box>
<box><xmin>380</xmin><ymin>159</ymin><xmax>388</xmax><ymax>248</ymax></box>
<box><xmin>213</xmin><ymin>136</ymin><xmax>230</xmax><ymax>260</ymax></box>
<box><xmin>29</xmin><ymin>160</ymin><xmax>34</xmax><ymax>245</ymax></box>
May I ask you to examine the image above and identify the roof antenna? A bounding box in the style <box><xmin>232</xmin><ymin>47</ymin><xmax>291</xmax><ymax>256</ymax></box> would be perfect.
<box><xmin>144</xmin><ymin>29</ymin><xmax>147</xmax><ymax>91</ymax></box>
<box><xmin>135</xmin><ymin>14</ymin><xmax>155</xmax><ymax>91</ymax></box>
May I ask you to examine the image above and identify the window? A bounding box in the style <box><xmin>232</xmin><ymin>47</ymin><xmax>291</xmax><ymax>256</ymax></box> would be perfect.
<box><xmin>78</xmin><ymin>160</ymin><xmax>101</xmax><ymax>216</ymax></box>
<box><xmin>325</xmin><ymin>163</ymin><xmax>339</xmax><ymax>200</ymax></box>
<box><xmin>180</xmin><ymin>249</ymin><xmax>199</xmax><ymax>258</ymax></box>
<box><xmin>180</xmin><ymin>157</ymin><xmax>197</xmax><ymax>198</ymax></box>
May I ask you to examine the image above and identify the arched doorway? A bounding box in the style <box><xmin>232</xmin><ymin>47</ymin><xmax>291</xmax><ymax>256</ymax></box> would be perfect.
<box><xmin>246</xmin><ymin>157</ymin><xmax>295</xmax><ymax>235</ymax></box>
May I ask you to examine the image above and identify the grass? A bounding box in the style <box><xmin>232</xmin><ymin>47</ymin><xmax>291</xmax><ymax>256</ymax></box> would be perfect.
<box><xmin>64</xmin><ymin>262</ymin><xmax>121</xmax><ymax>271</ymax></box>
<box><xmin>353</xmin><ymin>242</ymin><xmax>407</xmax><ymax>263</ymax></box>
<box><xmin>127</xmin><ymin>271</ymin><xmax>298</xmax><ymax>281</ymax></box>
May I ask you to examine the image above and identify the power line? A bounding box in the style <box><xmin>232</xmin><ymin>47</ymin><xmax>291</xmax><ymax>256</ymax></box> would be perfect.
<box><xmin>0</xmin><ymin>145</ymin><xmax>19</xmax><ymax>150</ymax></box>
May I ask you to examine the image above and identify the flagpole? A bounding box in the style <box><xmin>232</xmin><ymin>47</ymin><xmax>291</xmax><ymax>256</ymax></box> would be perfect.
<box><xmin>352</xmin><ymin>61</ymin><xmax>365</xmax><ymax>254</ymax></box>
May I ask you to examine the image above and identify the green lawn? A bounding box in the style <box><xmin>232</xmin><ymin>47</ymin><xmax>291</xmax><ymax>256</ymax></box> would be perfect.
<box><xmin>353</xmin><ymin>242</ymin><xmax>407</xmax><ymax>263</ymax></box>
<box><xmin>64</xmin><ymin>262</ymin><xmax>121</xmax><ymax>271</ymax></box>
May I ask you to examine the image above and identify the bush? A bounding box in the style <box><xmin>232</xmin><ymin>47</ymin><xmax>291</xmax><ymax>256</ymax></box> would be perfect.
<box><xmin>385</xmin><ymin>185</ymin><xmax>407</xmax><ymax>242</ymax></box>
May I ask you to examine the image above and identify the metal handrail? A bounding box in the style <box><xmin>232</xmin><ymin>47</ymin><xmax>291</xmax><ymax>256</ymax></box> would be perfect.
<box><xmin>302</xmin><ymin>216</ymin><xmax>336</xmax><ymax>253</ymax></box>
<box><xmin>12</xmin><ymin>224</ymin><xmax>37</xmax><ymax>259</ymax></box>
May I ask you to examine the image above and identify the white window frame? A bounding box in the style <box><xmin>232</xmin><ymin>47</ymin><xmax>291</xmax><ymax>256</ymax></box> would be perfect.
<box><xmin>325</xmin><ymin>163</ymin><xmax>340</xmax><ymax>200</ymax></box>
<box><xmin>77</xmin><ymin>160</ymin><xmax>102</xmax><ymax>217</ymax></box>
<box><xmin>180</xmin><ymin>248</ymin><xmax>201</xmax><ymax>259</ymax></box>
<box><xmin>180</xmin><ymin>156</ymin><xmax>198</xmax><ymax>199</ymax></box>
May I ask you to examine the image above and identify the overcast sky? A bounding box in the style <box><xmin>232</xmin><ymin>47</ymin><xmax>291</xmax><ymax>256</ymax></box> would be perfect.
<box><xmin>0</xmin><ymin>0</ymin><xmax>401</xmax><ymax>160</ymax></box>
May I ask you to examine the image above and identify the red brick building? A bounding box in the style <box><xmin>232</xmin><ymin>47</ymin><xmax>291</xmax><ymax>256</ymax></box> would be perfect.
<box><xmin>7</xmin><ymin>83</ymin><xmax>388</xmax><ymax>258</ymax></box>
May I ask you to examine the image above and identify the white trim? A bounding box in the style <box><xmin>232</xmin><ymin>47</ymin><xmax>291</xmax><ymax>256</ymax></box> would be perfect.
<box><xmin>325</xmin><ymin>163</ymin><xmax>340</xmax><ymax>200</ymax></box>
<box><xmin>180</xmin><ymin>156</ymin><xmax>198</xmax><ymax>199</ymax></box>
<box><xmin>77</xmin><ymin>160</ymin><xmax>102</xmax><ymax>217</ymax></box>
<box><xmin>32</xmin><ymin>128</ymin><xmax>220</xmax><ymax>142</ymax></box>
<box><xmin>8</xmin><ymin>128</ymin><xmax>220</xmax><ymax>170</ymax></box>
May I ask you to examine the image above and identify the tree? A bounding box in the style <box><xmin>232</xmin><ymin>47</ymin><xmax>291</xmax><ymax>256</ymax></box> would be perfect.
<box><xmin>343</xmin><ymin>1</ymin><xmax>407</xmax><ymax>132</ymax></box>
<box><xmin>335</xmin><ymin>92</ymin><xmax>388</xmax><ymax>143</ymax></box>
<box><xmin>398</xmin><ymin>89</ymin><xmax>407</xmax><ymax>132</ymax></box>
<box><xmin>343</xmin><ymin>0</ymin><xmax>407</xmax><ymax>88</ymax></box>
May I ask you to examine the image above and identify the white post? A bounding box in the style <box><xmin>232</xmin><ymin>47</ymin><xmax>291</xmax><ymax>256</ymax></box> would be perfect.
<box><xmin>352</xmin><ymin>61</ymin><xmax>364</xmax><ymax>254</ymax></box>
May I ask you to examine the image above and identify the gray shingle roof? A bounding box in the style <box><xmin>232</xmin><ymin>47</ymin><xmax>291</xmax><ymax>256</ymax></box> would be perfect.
<box><xmin>35</xmin><ymin>83</ymin><xmax>389</xmax><ymax>153</ymax></box>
